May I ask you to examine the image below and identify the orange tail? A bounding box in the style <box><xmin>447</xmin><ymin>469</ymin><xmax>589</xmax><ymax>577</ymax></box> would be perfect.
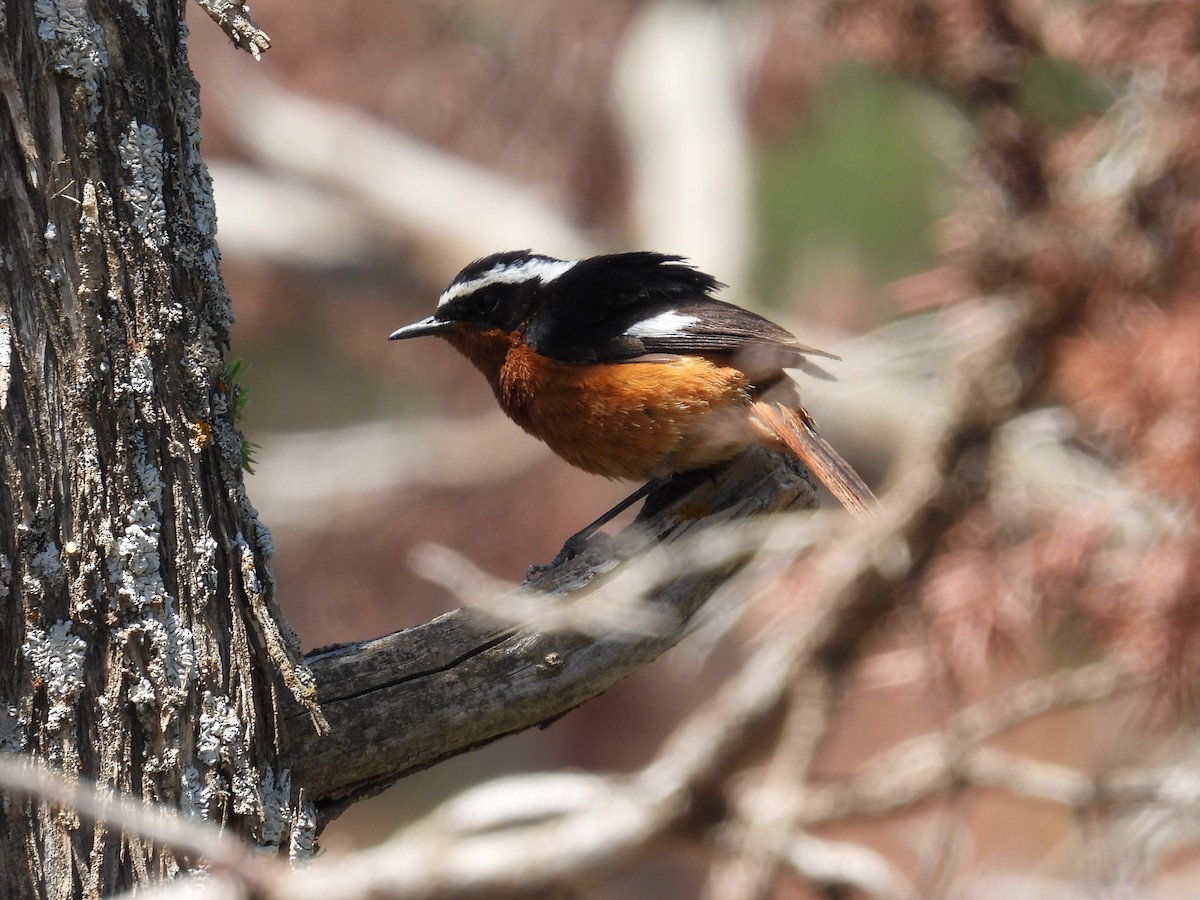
<box><xmin>750</xmin><ymin>400</ymin><xmax>876</xmax><ymax>520</ymax></box>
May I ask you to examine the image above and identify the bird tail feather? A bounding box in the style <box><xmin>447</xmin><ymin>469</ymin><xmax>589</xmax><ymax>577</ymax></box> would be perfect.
<box><xmin>750</xmin><ymin>400</ymin><xmax>876</xmax><ymax>520</ymax></box>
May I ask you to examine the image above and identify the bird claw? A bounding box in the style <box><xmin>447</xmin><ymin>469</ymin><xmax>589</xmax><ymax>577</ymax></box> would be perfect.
<box><xmin>526</xmin><ymin>531</ymin><xmax>614</xmax><ymax>581</ymax></box>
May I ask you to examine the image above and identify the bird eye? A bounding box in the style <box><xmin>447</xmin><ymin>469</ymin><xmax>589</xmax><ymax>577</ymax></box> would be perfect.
<box><xmin>474</xmin><ymin>292</ymin><xmax>500</xmax><ymax>316</ymax></box>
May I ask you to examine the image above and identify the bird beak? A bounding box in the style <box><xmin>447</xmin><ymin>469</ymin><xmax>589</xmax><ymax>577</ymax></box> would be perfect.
<box><xmin>388</xmin><ymin>316</ymin><xmax>452</xmax><ymax>341</ymax></box>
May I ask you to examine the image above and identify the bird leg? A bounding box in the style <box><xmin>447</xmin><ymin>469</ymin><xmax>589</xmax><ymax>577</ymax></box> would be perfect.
<box><xmin>527</xmin><ymin>479</ymin><xmax>665</xmax><ymax>578</ymax></box>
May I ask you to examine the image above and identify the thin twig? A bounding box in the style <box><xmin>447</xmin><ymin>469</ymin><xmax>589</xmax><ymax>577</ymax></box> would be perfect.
<box><xmin>193</xmin><ymin>0</ymin><xmax>271</xmax><ymax>59</ymax></box>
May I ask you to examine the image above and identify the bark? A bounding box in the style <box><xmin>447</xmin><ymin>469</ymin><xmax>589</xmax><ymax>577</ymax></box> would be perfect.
<box><xmin>0</xmin><ymin>2</ymin><xmax>321</xmax><ymax>896</ymax></box>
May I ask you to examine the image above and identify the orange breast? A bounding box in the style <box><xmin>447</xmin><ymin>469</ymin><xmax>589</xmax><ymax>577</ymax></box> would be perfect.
<box><xmin>494</xmin><ymin>341</ymin><xmax>755</xmax><ymax>481</ymax></box>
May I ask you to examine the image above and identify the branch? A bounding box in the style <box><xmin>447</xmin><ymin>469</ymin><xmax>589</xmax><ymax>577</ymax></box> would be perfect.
<box><xmin>222</xmin><ymin>76</ymin><xmax>593</xmax><ymax>265</ymax></box>
<box><xmin>248</xmin><ymin>414</ymin><xmax>545</xmax><ymax>535</ymax></box>
<box><xmin>261</xmin><ymin>669</ymin><xmax>1144</xmax><ymax>900</ymax></box>
<box><xmin>282</xmin><ymin>448</ymin><xmax>818</xmax><ymax>822</ymax></box>
<box><xmin>0</xmin><ymin>664</ymin><xmax>1158</xmax><ymax>900</ymax></box>
<box><xmin>705</xmin><ymin>674</ymin><xmax>836</xmax><ymax>899</ymax></box>
<box><xmin>797</xmin><ymin>662</ymin><xmax>1141</xmax><ymax>825</ymax></box>
<box><xmin>194</xmin><ymin>0</ymin><xmax>271</xmax><ymax>59</ymax></box>
<box><xmin>775</xmin><ymin>833</ymin><xmax>919</xmax><ymax>900</ymax></box>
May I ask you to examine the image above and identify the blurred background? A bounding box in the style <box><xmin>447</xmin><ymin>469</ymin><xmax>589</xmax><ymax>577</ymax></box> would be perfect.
<box><xmin>187</xmin><ymin>1</ymin><xmax>1200</xmax><ymax>896</ymax></box>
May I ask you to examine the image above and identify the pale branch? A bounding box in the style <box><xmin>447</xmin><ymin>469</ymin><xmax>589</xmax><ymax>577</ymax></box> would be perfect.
<box><xmin>796</xmin><ymin>737</ymin><xmax>1195</xmax><ymax>831</ymax></box>
<box><xmin>0</xmin><ymin>755</ymin><xmax>280</xmax><ymax>891</ymax></box>
<box><xmin>222</xmin><ymin>76</ymin><xmax>594</xmax><ymax>265</ymax></box>
<box><xmin>797</xmin><ymin>661</ymin><xmax>1140</xmax><ymax>825</ymax></box>
<box><xmin>209</xmin><ymin>163</ymin><xmax>376</xmax><ymax>268</ymax></box>
<box><xmin>758</xmin><ymin>833</ymin><xmax>919</xmax><ymax>900</ymax></box>
<box><xmin>949</xmin><ymin>658</ymin><xmax>1135</xmax><ymax>743</ymax></box>
<box><xmin>704</xmin><ymin>673</ymin><xmax>836</xmax><ymax>900</ymax></box>
<box><xmin>0</xmin><ymin>662</ymin><xmax>1165</xmax><ymax>900</ymax></box>
<box><xmin>193</xmin><ymin>0</ymin><xmax>271</xmax><ymax>59</ymax></box>
<box><xmin>248</xmin><ymin>413</ymin><xmax>546</xmax><ymax>536</ymax></box>
<box><xmin>281</xmin><ymin>447</ymin><xmax>819</xmax><ymax>823</ymax></box>
<box><xmin>267</xmin><ymin>669</ymin><xmax>1143</xmax><ymax>900</ymax></box>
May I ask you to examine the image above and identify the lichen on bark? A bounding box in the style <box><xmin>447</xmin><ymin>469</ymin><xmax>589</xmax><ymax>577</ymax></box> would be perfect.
<box><xmin>0</xmin><ymin>2</ymin><xmax>321</xmax><ymax>894</ymax></box>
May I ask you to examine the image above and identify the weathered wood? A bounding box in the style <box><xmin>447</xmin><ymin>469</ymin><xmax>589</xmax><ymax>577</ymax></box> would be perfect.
<box><xmin>284</xmin><ymin>448</ymin><xmax>818</xmax><ymax>823</ymax></box>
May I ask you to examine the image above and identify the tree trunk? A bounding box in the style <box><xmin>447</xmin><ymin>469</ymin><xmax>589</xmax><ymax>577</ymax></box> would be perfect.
<box><xmin>0</xmin><ymin>2</ymin><xmax>322</xmax><ymax>896</ymax></box>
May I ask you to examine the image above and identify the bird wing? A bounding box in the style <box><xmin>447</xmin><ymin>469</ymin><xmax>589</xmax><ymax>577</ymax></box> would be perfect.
<box><xmin>525</xmin><ymin>254</ymin><xmax>838</xmax><ymax>379</ymax></box>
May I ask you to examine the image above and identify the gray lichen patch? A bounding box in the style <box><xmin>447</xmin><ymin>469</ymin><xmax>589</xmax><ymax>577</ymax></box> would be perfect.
<box><xmin>118</xmin><ymin>121</ymin><xmax>168</xmax><ymax>248</ymax></box>
<box><xmin>127</xmin><ymin>353</ymin><xmax>154</xmax><ymax>396</ymax></box>
<box><xmin>193</xmin><ymin>535</ymin><xmax>218</xmax><ymax>590</ymax></box>
<box><xmin>118</xmin><ymin>603</ymin><xmax>196</xmax><ymax>700</ymax></box>
<box><xmin>21</xmin><ymin>621</ymin><xmax>87</xmax><ymax>734</ymax></box>
<box><xmin>109</xmin><ymin>498</ymin><xmax>166</xmax><ymax>611</ymax></box>
<box><xmin>106</xmin><ymin>435</ymin><xmax>198</xmax><ymax>712</ymax></box>
<box><xmin>259</xmin><ymin>765</ymin><xmax>291</xmax><ymax>845</ymax></box>
<box><xmin>195</xmin><ymin>690</ymin><xmax>259</xmax><ymax>818</ymax></box>
<box><xmin>178</xmin><ymin>87</ymin><xmax>217</xmax><ymax>241</ymax></box>
<box><xmin>178</xmin><ymin>765</ymin><xmax>210</xmax><ymax>819</ymax></box>
<box><xmin>0</xmin><ymin>704</ymin><xmax>26</xmax><ymax>753</ymax></box>
<box><xmin>173</xmin><ymin>76</ymin><xmax>233</xmax><ymax>335</ymax></box>
<box><xmin>258</xmin><ymin>766</ymin><xmax>316</xmax><ymax>856</ymax></box>
<box><xmin>182</xmin><ymin>323</ymin><xmax>224</xmax><ymax>413</ymax></box>
<box><xmin>33</xmin><ymin>0</ymin><xmax>108</xmax><ymax>118</ymax></box>
<box><xmin>288</xmin><ymin>794</ymin><xmax>318</xmax><ymax>860</ymax></box>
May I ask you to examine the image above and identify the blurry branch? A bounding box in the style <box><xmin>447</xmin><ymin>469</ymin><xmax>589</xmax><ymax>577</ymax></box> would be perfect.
<box><xmin>705</xmin><ymin>674</ymin><xmax>847</xmax><ymax>900</ymax></box>
<box><xmin>410</xmin><ymin>507</ymin><xmax>842</xmax><ymax>639</ymax></box>
<box><xmin>210</xmin><ymin>163</ymin><xmax>374</xmax><ymax>268</ymax></box>
<box><xmin>222</xmin><ymin>76</ymin><xmax>594</xmax><ymax>271</ymax></box>
<box><xmin>409</xmin><ymin>541</ymin><xmax>683</xmax><ymax>639</ymax></box>
<box><xmin>1</xmin><ymin>662</ymin><xmax>1155</xmax><ymax>900</ymax></box>
<box><xmin>248</xmin><ymin>414</ymin><xmax>545</xmax><ymax>534</ymax></box>
<box><xmin>0</xmin><ymin>754</ymin><xmax>279</xmax><ymax>893</ymax></box>
<box><xmin>774</xmin><ymin>834</ymin><xmax>919</xmax><ymax>900</ymax></box>
<box><xmin>798</xmin><ymin>662</ymin><xmax>1137</xmax><ymax>824</ymax></box>
<box><xmin>274</xmin><ymin>666</ymin><xmax>1138</xmax><ymax>900</ymax></box>
<box><xmin>803</xmin><ymin>726</ymin><xmax>1200</xmax><ymax>822</ymax></box>
<box><xmin>613</xmin><ymin>0</ymin><xmax>753</xmax><ymax>285</ymax></box>
<box><xmin>194</xmin><ymin>0</ymin><xmax>270</xmax><ymax>59</ymax></box>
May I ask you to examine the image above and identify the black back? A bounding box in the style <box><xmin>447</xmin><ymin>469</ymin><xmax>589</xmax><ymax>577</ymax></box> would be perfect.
<box><xmin>524</xmin><ymin>253</ymin><xmax>836</xmax><ymax>371</ymax></box>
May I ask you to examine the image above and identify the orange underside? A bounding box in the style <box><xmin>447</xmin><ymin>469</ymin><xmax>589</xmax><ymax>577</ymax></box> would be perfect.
<box><xmin>441</xmin><ymin>327</ymin><xmax>875</xmax><ymax>518</ymax></box>
<box><xmin>445</xmin><ymin>330</ymin><xmax>759</xmax><ymax>480</ymax></box>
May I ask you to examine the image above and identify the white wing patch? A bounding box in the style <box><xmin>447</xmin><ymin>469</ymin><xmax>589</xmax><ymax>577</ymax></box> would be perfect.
<box><xmin>624</xmin><ymin>310</ymin><xmax>700</xmax><ymax>338</ymax></box>
<box><xmin>438</xmin><ymin>257</ymin><xmax>578</xmax><ymax>308</ymax></box>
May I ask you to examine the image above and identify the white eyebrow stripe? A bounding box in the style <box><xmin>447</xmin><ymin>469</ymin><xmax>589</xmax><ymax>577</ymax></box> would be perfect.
<box><xmin>437</xmin><ymin>258</ymin><xmax>578</xmax><ymax>308</ymax></box>
<box><xmin>624</xmin><ymin>311</ymin><xmax>700</xmax><ymax>338</ymax></box>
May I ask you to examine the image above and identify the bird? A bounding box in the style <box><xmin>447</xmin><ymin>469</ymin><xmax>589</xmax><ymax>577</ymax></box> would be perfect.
<box><xmin>389</xmin><ymin>250</ymin><xmax>875</xmax><ymax>556</ymax></box>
